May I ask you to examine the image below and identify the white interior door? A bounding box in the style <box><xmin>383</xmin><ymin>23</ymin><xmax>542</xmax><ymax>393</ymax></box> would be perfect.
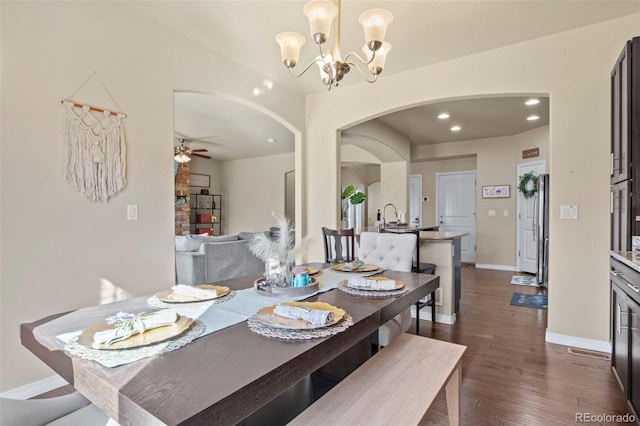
<box><xmin>367</xmin><ymin>181</ymin><xmax>381</xmax><ymax>226</ymax></box>
<box><xmin>409</xmin><ymin>175</ymin><xmax>422</xmax><ymax>226</ymax></box>
<box><xmin>517</xmin><ymin>160</ymin><xmax>546</xmax><ymax>273</ymax></box>
<box><xmin>437</xmin><ymin>171</ymin><xmax>477</xmax><ymax>263</ymax></box>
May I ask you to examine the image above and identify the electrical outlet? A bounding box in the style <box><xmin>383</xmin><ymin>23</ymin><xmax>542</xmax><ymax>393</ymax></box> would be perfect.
<box><xmin>435</xmin><ymin>288</ymin><xmax>442</xmax><ymax>306</ymax></box>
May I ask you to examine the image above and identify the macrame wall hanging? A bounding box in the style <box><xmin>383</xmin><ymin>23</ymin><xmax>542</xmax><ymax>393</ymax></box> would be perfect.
<box><xmin>61</xmin><ymin>71</ymin><xmax>127</xmax><ymax>203</ymax></box>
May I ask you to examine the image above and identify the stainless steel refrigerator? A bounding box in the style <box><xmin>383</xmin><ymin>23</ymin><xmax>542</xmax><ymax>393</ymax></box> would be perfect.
<box><xmin>534</xmin><ymin>174</ymin><xmax>550</xmax><ymax>288</ymax></box>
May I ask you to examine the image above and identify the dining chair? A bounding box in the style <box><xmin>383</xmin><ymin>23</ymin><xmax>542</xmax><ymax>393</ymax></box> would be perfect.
<box><xmin>322</xmin><ymin>227</ymin><xmax>355</xmax><ymax>264</ymax></box>
<box><xmin>0</xmin><ymin>391</ymin><xmax>119</xmax><ymax>425</ymax></box>
<box><xmin>358</xmin><ymin>231</ymin><xmax>417</xmax><ymax>347</ymax></box>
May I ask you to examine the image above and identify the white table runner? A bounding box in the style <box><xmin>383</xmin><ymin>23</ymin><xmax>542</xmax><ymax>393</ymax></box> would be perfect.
<box><xmin>34</xmin><ymin>267</ymin><xmax>378</xmax><ymax>367</ymax></box>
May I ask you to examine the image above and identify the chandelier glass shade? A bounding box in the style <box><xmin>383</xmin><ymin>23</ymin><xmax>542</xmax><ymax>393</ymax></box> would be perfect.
<box><xmin>276</xmin><ymin>0</ymin><xmax>393</xmax><ymax>90</ymax></box>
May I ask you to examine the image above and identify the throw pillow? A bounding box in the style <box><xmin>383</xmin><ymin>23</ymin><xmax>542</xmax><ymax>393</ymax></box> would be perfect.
<box><xmin>175</xmin><ymin>235</ymin><xmax>189</xmax><ymax>252</ymax></box>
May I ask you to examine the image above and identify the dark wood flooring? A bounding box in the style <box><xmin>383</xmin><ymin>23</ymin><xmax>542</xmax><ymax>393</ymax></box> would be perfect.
<box><xmin>416</xmin><ymin>267</ymin><xmax>630</xmax><ymax>426</ymax></box>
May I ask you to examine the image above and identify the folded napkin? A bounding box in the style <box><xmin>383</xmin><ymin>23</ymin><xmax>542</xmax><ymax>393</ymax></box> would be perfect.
<box><xmin>341</xmin><ymin>260</ymin><xmax>365</xmax><ymax>271</ymax></box>
<box><xmin>93</xmin><ymin>310</ymin><xmax>178</xmax><ymax>346</ymax></box>
<box><xmin>348</xmin><ymin>277</ymin><xmax>397</xmax><ymax>290</ymax></box>
<box><xmin>273</xmin><ymin>304</ymin><xmax>334</xmax><ymax>327</ymax></box>
<box><xmin>171</xmin><ymin>284</ymin><xmax>217</xmax><ymax>299</ymax></box>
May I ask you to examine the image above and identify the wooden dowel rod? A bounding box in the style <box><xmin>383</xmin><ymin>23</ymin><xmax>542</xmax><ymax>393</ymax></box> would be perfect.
<box><xmin>60</xmin><ymin>99</ymin><xmax>126</xmax><ymax>117</ymax></box>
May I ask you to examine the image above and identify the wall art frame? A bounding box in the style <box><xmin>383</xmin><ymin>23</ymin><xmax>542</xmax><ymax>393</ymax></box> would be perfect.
<box><xmin>189</xmin><ymin>173</ymin><xmax>210</xmax><ymax>188</ymax></box>
<box><xmin>482</xmin><ymin>185</ymin><xmax>510</xmax><ymax>198</ymax></box>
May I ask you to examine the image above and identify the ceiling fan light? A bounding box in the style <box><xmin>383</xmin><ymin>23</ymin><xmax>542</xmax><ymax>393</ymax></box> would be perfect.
<box><xmin>174</xmin><ymin>153</ymin><xmax>191</xmax><ymax>163</ymax></box>
<box><xmin>303</xmin><ymin>0</ymin><xmax>338</xmax><ymax>44</ymax></box>
<box><xmin>359</xmin><ymin>9</ymin><xmax>393</xmax><ymax>51</ymax></box>
<box><xmin>276</xmin><ymin>32</ymin><xmax>306</xmax><ymax>68</ymax></box>
<box><xmin>362</xmin><ymin>42</ymin><xmax>391</xmax><ymax>75</ymax></box>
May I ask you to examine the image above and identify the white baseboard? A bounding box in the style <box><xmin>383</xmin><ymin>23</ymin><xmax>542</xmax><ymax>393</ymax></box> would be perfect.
<box><xmin>411</xmin><ymin>306</ymin><xmax>456</xmax><ymax>325</ymax></box>
<box><xmin>545</xmin><ymin>330</ymin><xmax>612</xmax><ymax>353</ymax></box>
<box><xmin>0</xmin><ymin>375</ymin><xmax>68</xmax><ymax>400</ymax></box>
<box><xmin>475</xmin><ymin>263</ymin><xmax>518</xmax><ymax>272</ymax></box>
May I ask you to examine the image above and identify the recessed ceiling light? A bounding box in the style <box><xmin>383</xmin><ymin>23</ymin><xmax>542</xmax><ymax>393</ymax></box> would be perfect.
<box><xmin>527</xmin><ymin>115</ymin><xmax>540</xmax><ymax>121</ymax></box>
<box><xmin>438</xmin><ymin>113</ymin><xmax>450</xmax><ymax>119</ymax></box>
<box><xmin>525</xmin><ymin>99</ymin><xmax>540</xmax><ymax>106</ymax></box>
<box><xmin>450</xmin><ymin>126</ymin><xmax>461</xmax><ymax>132</ymax></box>
<box><xmin>267</xmin><ymin>138</ymin><xmax>277</xmax><ymax>143</ymax></box>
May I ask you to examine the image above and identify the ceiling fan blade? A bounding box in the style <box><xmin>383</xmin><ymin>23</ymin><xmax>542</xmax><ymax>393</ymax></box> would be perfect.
<box><xmin>192</xmin><ymin>153</ymin><xmax>212</xmax><ymax>159</ymax></box>
<box><xmin>190</xmin><ymin>149</ymin><xmax>209</xmax><ymax>153</ymax></box>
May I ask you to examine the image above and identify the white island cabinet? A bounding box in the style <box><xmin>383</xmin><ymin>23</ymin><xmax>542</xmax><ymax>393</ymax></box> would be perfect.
<box><xmin>416</xmin><ymin>231</ymin><xmax>468</xmax><ymax>324</ymax></box>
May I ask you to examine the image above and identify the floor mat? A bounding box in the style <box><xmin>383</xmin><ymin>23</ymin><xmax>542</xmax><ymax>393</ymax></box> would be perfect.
<box><xmin>510</xmin><ymin>275</ymin><xmax>537</xmax><ymax>286</ymax></box>
<box><xmin>510</xmin><ymin>292</ymin><xmax>547</xmax><ymax>309</ymax></box>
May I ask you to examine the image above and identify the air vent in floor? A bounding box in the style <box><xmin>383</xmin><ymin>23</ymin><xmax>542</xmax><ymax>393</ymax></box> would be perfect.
<box><xmin>568</xmin><ymin>347</ymin><xmax>611</xmax><ymax>361</ymax></box>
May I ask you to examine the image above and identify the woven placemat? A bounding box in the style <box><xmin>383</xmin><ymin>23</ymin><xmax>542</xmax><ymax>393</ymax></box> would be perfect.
<box><xmin>147</xmin><ymin>290</ymin><xmax>236</xmax><ymax>308</ymax></box>
<box><xmin>337</xmin><ymin>282</ymin><xmax>408</xmax><ymax>298</ymax></box>
<box><xmin>247</xmin><ymin>314</ymin><xmax>354</xmax><ymax>340</ymax></box>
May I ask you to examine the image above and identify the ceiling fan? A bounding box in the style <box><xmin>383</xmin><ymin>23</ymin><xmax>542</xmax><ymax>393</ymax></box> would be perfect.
<box><xmin>174</xmin><ymin>137</ymin><xmax>212</xmax><ymax>163</ymax></box>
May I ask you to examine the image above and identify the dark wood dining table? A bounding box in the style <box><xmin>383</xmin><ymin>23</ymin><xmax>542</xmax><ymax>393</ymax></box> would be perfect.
<box><xmin>21</xmin><ymin>266</ymin><xmax>439</xmax><ymax>425</ymax></box>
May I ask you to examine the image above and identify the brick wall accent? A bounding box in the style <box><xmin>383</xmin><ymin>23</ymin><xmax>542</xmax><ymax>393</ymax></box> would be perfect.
<box><xmin>175</xmin><ymin>162</ymin><xmax>191</xmax><ymax>235</ymax></box>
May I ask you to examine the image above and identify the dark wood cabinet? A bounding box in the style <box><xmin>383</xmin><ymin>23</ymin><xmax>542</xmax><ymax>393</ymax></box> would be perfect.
<box><xmin>631</xmin><ymin>297</ymin><xmax>640</xmax><ymax>415</ymax></box>
<box><xmin>610</xmin><ymin>256</ymin><xmax>640</xmax><ymax>419</ymax></box>
<box><xmin>611</xmin><ymin>36</ymin><xmax>640</xmax><ymax>251</ymax></box>
<box><xmin>612</xmin><ymin>180</ymin><xmax>631</xmax><ymax>251</ymax></box>
<box><xmin>612</xmin><ymin>277</ymin><xmax>630</xmax><ymax>391</ymax></box>
<box><xmin>611</xmin><ymin>41</ymin><xmax>631</xmax><ymax>184</ymax></box>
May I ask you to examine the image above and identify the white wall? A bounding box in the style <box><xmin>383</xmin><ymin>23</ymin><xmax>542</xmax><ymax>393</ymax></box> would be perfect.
<box><xmin>188</xmin><ymin>157</ymin><xmax>223</xmax><ymax>196</ymax></box>
<box><xmin>411</xmin><ymin>126</ymin><xmax>550</xmax><ymax>267</ymax></box>
<box><xmin>222</xmin><ymin>152</ymin><xmax>295</xmax><ymax>234</ymax></box>
<box><xmin>0</xmin><ymin>2</ymin><xmax>304</xmax><ymax>391</ymax></box>
<box><xmin>303</xmin><ymin>16</ymin><xmax>640</xmax><ymax>347</ymax></box>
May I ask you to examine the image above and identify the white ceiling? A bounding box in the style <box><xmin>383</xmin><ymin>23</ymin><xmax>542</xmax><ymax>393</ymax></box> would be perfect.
<box><xmin>159</xmin><ymin>1</ymin><xmax>638</xmax><ymax>160</ymax></box>
<box><xmin>174</xmin><ymin>92</ymin><xmax>295</xmax><ymax>161</ymax></box>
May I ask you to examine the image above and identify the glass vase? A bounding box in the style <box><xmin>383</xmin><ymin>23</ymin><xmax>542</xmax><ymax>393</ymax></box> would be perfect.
<box><xmin>264</xmin><ymin>258</ymin><xmax>293</xmax><ymax>288</ymax></box>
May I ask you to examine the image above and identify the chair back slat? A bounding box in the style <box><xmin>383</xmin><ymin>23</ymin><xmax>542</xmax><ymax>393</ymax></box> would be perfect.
<box><xmin>322</xmin><ymin>227</ymin><xmax>355</xmax><ymax>264</ymax></box>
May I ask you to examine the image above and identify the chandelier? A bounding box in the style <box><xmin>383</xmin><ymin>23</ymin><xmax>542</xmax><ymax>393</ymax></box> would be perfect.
<box><xmin>275</xmin><ymin>0</ymin><xmax>393</xmax><ymax>91</ymax></box>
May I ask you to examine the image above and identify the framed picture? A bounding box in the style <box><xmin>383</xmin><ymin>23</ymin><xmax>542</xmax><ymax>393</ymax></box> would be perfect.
<box><xmin>482</xmin><ymin>185</ymin><xmax>510</xmax><ymax>198</ymax></box>
<box><xmin>189</xmin><ymin>173</ymin><xmax>210</xmax><ymax>188</ymax></box>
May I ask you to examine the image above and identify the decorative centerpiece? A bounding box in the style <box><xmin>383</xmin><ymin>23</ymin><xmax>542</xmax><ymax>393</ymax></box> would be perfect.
<box><xmin>249</xmin><ymin>216</ymin><xmax>309</xmax><ymax>289</ymax></box>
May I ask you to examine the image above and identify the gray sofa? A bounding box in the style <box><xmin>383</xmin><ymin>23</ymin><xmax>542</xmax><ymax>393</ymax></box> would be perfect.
<box><xmin>175</xmin><ymin>232</ymin><xmax>267</xmax><ymax>285</ymax></box>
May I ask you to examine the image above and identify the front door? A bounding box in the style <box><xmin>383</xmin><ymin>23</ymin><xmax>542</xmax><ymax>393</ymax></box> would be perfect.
<box><xmin>436</xmin><ymin>171</ymin><xmax>477</xmax><ymax>263</ymax></box>
<box><xmin>516</xmin><ymin>160</ymin><xmax>546</xmax><ymax>273</ymax></box>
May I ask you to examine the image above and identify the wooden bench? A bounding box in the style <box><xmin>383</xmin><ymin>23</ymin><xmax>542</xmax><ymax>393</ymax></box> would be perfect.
<box><xmin>289</xmin><ymin>334</ymin><xmax>466</xmax><ymax>426</ymax></box>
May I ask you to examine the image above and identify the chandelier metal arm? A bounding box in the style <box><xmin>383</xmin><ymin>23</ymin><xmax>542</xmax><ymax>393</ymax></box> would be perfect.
<box><xmin>343</xmin><ymin>49</ymin><xmax>376</xmax><ymax>67</ymax></box>
<box><xmin>346</xmin><ymin>61</ymin><xmax>379</xmax><ymax>84</ymax></box>
<box><xmin>288</xmin><ymin>56</ymin><xmax>331</xmax><ymax>79</ymax></box>
<box><xmin>288</xmin><ymin>42</ymin><xmax>337</xmax><ymax>79</ymax></box>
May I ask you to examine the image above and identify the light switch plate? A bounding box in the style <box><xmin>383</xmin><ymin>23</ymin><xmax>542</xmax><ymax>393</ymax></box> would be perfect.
<box><xmin>503</xmin><ymin>210</ymin><xmax>509</xmax><ymax>217</ymax></box>
<box><xmin>488</xmin><ymin>210</ymin><xmax>496</xmax><ymax>217</ymax></box>
<box><xmin>560</xmin><ymin>205</ymin><xmax>578</xmax><ymax>220</ymax></box>
<box><xmin>127</xmin><ymin>204</ymin><xmax>138</xmax><ymax>221</ymax></box>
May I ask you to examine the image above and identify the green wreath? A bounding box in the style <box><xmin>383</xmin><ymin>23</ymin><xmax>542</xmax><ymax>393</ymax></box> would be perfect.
<box><xmin>518</xmin><ymin>172</ymin><xmax>538</xmax><ymax>198</ymax></box>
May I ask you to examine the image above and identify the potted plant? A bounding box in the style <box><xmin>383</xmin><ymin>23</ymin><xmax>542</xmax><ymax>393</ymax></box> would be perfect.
<box><xmin>341</xmin><ymin>185</ymin><xmax>366</xmax><ymax>229</ymax></box>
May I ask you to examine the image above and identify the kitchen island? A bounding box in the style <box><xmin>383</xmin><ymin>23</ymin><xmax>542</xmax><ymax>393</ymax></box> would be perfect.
<box><xmin>416</xmin><ymin>231</ymin><xmax>468</xmax><ymax>324</ymax></box>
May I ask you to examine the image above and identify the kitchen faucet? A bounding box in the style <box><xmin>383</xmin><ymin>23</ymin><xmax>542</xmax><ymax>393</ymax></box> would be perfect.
<box><xmin>383</xmin><ymin>203</ymin><xmax>398</xmax><ymax>227</ymax></box>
